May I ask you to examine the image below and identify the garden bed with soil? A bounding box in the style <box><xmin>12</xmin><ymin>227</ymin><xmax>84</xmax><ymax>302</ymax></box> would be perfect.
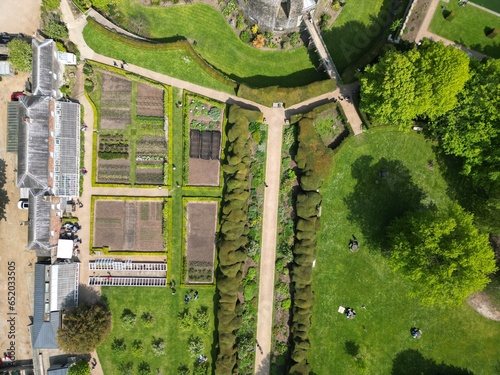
<box><xmin>100</xmin><ymin>72</ymin><xmax>132</xmax><ymax>130</ymax></box>
<box><xmin>185</xmin><ymin>201</ymin><xmax>218</xmax><ymax>283</ymax></box>
<box><xmin>94</xmin><ymin>199</ymin><xmax>165</xmax><ymax>252</ymax></box>
<box><xmin>137</xmin><ymin>82</ymin><xmax>164</xmax><ymax>117</ymax></box>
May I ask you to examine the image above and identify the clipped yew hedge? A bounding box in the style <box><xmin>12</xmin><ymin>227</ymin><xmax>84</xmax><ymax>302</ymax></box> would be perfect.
<box><xmin>289</xmin><ymin>110</ymin><xmax>333</xmax><ymax>374</ymax></box>
<box><xmin>215</xmin><ymin>105</ymin><xmax>262</xmax><ymax>374</ymax></box>
<box><xmin>237</xmin><ymin>79</ymin><xmax>336</xmax><ymax>108</ymax></box>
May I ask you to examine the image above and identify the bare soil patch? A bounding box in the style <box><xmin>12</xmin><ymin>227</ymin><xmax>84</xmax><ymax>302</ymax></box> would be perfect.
<box><xmin>0</xmin><ymin>0</ymin><xmax>41</xmax><ymax>35</ymax></box>
<box><xmin>188</xmin><ymin>158</ymin><xmax>220</xmax><ymax>186</ymax></box>
<box><xmin>96</xmin><ymin>158</ymin><xmax>130</xmax><ymax>184</ymax></box>
<box><xmin>100</xmin><ymin>72</ymin><xmax>132</xmax><ymax>130</ymax></box>
<box><xmin>186</xmin><ymin>201</ymin><xmax>218</xmax><ymax>283</ymax></box>
<box><xmin>137</xmin><ymin>82</ymin><xmax>164</xmax><ymax>117</ymax></box>
<box><xmin>468</xmin><ymin>291</ymin><xmax>500</xmax><ymax>321</ymax></box>
<box><xmin>94</xmin><ymin>199</ymin><xmax>164</xmax><ymax>252</ymax></box>
<box><xmin>401</xmin><ymin>0</ymin><xmax>432</xmax><ymax>42</ymax></box>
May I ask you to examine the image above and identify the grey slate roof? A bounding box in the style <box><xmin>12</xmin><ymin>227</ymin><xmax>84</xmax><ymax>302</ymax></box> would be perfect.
<box><xmin>17</xmin><ymin>95</ymin><xmax>50</xmax><ymax>190</ymax></box>
<box><xmin>47</xmin><ymin>365</ymin><xmax>69</xmax><ymax>375</ymax></box>
<box><xmin>27</xmin><ymin>189</ymin><xmax>52</xmax><ymax>253</ymax></box>
<box><xmin>32</xmin><ymin>263</ymin><xmax>59</xmax><ymax>349</ymax></box>
<box><xmin>32</xmin><ymin>39</ymin><xmax>63</xmax><ymax>98</ymax></box>
<box><xmin>53</xmin><ymin>101</ymin><xmax>80</xmax><ymax>197</ymax></box>
<box><xmin>32</xmin><ymin>262</ymin><xmax>79</xmax><ymax>349</ymax></box>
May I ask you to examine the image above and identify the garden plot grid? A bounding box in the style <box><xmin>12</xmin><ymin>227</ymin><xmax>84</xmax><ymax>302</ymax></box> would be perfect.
<box><xmin>93</xmin><ymin>199</ymin><xmax>165</xmax><ymax>252</ymax></box>
<box><xmin>92</xmin><ymin>70</ymin><xmax>169</xmax><ymax>186</ymax></box>
<box><xmin>185</xmin><ymin>201</ymin><xmax>218</xmax><ymax>284</ymax></box>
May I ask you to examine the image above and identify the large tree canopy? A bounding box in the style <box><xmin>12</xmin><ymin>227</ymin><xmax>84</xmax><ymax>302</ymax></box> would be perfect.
<box><xmin>432</xmin><ymin>59</ymin><xmax>500</xmax><ymax>177</ymax></box>
<box><xmin>57</xmin><ymin>303</ymin><xmax>111</xmax><ymax>354</ymax></box>
<box><xmin>360</xmin><ymin>42</ymin><xmax>470</xmax><ymax>127</ymax></box>
<box><xmin>388</xmin><ymin>204</ymin><xmax>497</xmax><ymax>307</ymax></box>
<box><xmin>7</xmin><ymin>38</ymin><xmax>32</xmax><ymax>72</ymax></box>
<box><xmin>430</xmin><ymin>59</ymin><xmax>500</xmax><ymax>233</ymax></box>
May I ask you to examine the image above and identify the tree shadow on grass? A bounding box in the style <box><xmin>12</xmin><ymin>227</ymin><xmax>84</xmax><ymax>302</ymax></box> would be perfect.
<box><xmin>344</xmin><ymin>156</ymin><xmax>428</xmax><ymax>250</ymax></box>
<box><xmin>391</xmin><ymin>349</ymin><xmax>474</xmax><ymax>375</ymax></box>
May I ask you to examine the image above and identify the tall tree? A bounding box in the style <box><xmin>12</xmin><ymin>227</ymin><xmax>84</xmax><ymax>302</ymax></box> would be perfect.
<box><xmin>430</xmin><ymin>59</ymin><xmax>500</xmax><ymax>233</ymax></box>
<box><xmin>57</xmin><ymin>303</ymin><xmax>111</xmax><ymax>354</ymax></box>
<box><xmin>388</xmin><ymin>204</ymin><xmax>497</xmax><ymax>307</ymax></box>
<box><xmin>360</xmin><ymin>41</ymin><xmax>470</xmax><ymax>127</ymax></box>
<box><xmin>7</xmin><ymin>39</ymin><xmax>32</xmax><ymax>72</ymax></box>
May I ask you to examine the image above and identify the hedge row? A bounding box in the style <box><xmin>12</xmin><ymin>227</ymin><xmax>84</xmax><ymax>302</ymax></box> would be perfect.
<box><xmin>86</xmin><ymin>17</ymin><xmax>237</xmax><ymax>91</ymax></box>
<box><xmin>215</xmin><ymin>105</ymin><xmax>262</xmax><ymax>374</ymax></box>
<box><xmin>237</xmin><ymin>79</ymin><xmax>336</xmax><ymax>107</ymax></box>
<box><xmin>289</xmin><ymin>112</ymin><xmax>333</xmax><ymax>374</ymax></box>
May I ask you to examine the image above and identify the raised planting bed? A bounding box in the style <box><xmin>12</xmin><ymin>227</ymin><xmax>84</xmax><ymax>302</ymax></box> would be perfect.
<box><xmin>185</xmin><ymin>201</ymin><xmax>218</xmax><ymax>284</ymax></box>
<box><xmin>93</xmin><ymin>198</ymin><xmax>165</xmax><ymax>253</ymax></box>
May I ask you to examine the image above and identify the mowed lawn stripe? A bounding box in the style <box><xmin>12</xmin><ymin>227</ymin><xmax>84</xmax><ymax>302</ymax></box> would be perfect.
<box><xmin>117</xmin><ymin>0</ymin><xmax>323</xmax><ymax>86</ymax></box>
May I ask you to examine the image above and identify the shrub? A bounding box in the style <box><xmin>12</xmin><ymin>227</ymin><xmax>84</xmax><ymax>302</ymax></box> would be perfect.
<box><xmin>121</xmin><ymin>309</ymin><xmax>137</xmax><ymax>330</ymax></box>
<box><xmin>252</xmin><ymin>34</ymin><xmax>265</xmax><ymax>48</ymax></box>
<box><xmin>141</xmin><ymin>312</ymin><xmax>154</xmax><ymax>328</ymax></box>
<box><xmin>281</xmin><ymin>299</ymin><xmax>292</xmax><ymax>309</ymax></box>
<box><xmin>84</xmin><ymin>78</ymin><xmax>94</xmax><ymax>92</ymax></box>
<box><xmin>179</xmin><ymin>308</ymin><xmax>194</xmax><ymax>330</ymax></box>
<box><xmin>240</xmin><ymin>30</ymin><xmax>252</xmax><ymax>43</ymax></box>
<box><xmin>208</xmin><ymin>106</ymin><xmax>222</xmax><ymax>120</ymax></box>
<box><xmin>131</xmin><ymin>339</ymin><xmax>143</xmax><ymax>357</ymax></box>
<box><xmin>486</xmin><ymin>27</ymin><xmax>500</xmax><ymax>39</ymax></box>
<box><xmin>111</xmin><ymin>337</ymin><xmax>126</xmax><ymax>353</ymax></box>
<box><xmin>7</xmin><ymin>39</ymin><xmax>32</xmax><ymax>72</ymax></box>
<box><xmin>244</xmin><ymin>281</ymin><xmax>257</xmax><ymax>301</ymax></box>
<box><xmin>177</xmin><ymin>365</ymin><xmax>190</xmax><ymax>375</ymax></box>
<box><xmin>137</xmin><ymin>361</ymin><xmax>151</xmax><ymax>375</ymax></box>
<box><xmin>194</xmin><ymin>307</ymin><xmax>210</xmax><ymax>333</ymax></box>
<box><xmin>237</xmin><ymin>14</ymin><xmax>245</xmax><ymax>30</ymax></box>
<box><xmin>55</xmin><ymin>41</ymin><xmax>66</xmax><ymax>52</ymax></box>
<box><xmin>68</xmin><ymin>360</ymin><xmax>90</xmax><ymax>375</ymax></box>
<box><xmin>118</xmin><ymin>361</ymin><xmax>134</xmax><ymax>375</ymax></box>
<box><xmin>188</xmin><ymin>336</ymin><xmax>204</xmax><ymax>358</ymax></box>
<box><xmin>43</xmin><ymin>16</ymin><xmax>69</xmax><ymax>41</ymax></box>
<box><xmin>151</xmin><ymin>337</ymin><xmax>165</xmax><ymax>356</ymax></box>
<box><xmin>83</xmin><ymin>62</ymin><xmax>94</xmax><ymax>75</ymax></box>
<box><xmin>444</xmin><ymin>10</ymin><xmax>456</xmax><ymax>21</ymax></box>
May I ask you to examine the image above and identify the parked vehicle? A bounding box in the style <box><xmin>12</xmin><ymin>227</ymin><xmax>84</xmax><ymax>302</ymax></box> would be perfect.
<box><xmin>17</xmin><ymin>199</ymin><xmax>28</xmax><ymax>210</ymax></box>
<box><xmin>11</xmin><ymin>92</ymin><xmax>25</xmax><ymax>101</ymax></box>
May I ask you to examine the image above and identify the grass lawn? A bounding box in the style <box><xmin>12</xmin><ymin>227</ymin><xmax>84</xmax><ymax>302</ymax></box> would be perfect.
<box><xmin>97</xmin><ymin>286</ymin><xmax>216</xmax><ymax>374</ymax></box>
<box><xmin>309</xmin><ymin>129</ymin><xmax>500</xmax><ymax>374</ymax></box>
<box><xmin>430</xmin><ymin>1</ymin><xmax>500</xmax><ymax>58</ymax></box>
<box><xmin>323</xmin><ymin>0</ymin><xmax>395</xmax><ymax>73</ymax></box>
<box><xmin>470</xmin><ymin>0</ymin><xmax>500</xmax><ymax>13</ymax></box>
<box><xmin>83</xmin><ymin>23</ymin><xmax>237</xmax><ymax>94</ymax></box>
<box><xmin>107</xmin><ymin>0</ymin><xmax>323</xmax><ymax>88</ymax></box>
